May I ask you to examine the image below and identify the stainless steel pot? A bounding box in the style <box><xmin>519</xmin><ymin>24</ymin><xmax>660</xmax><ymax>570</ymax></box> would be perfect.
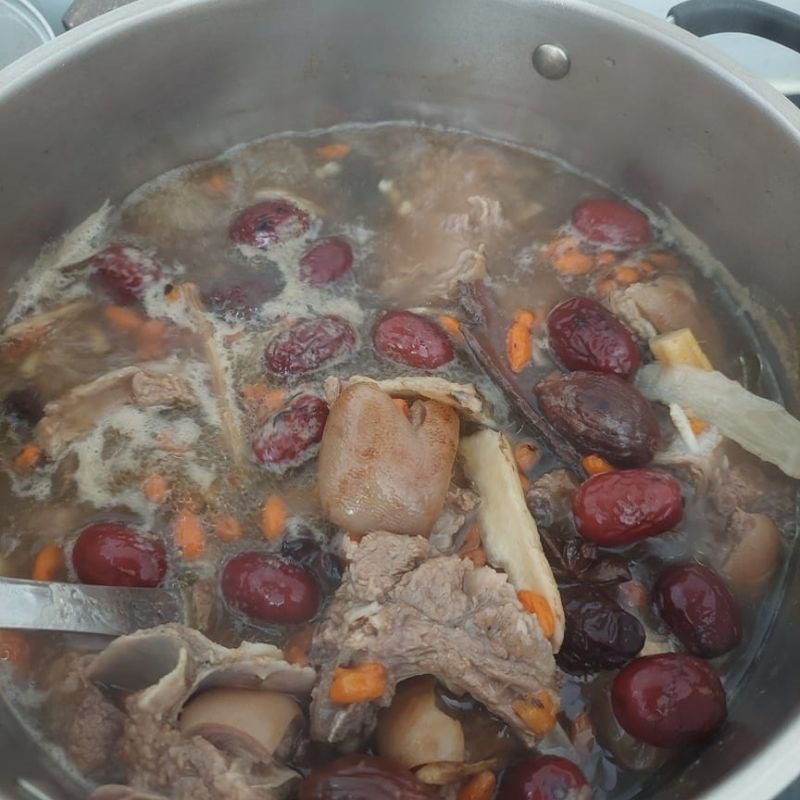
<box><xmin>0</xmin><ymin>1</ymin><xmax>798</xmax><ymax>798</ymax></box>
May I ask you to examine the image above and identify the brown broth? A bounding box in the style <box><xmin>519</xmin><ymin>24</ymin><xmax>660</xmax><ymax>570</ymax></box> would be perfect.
<box><xmin>0</xmin><ymin>122</ymin><xmax>795</xmax><ymax>799</ymax></box>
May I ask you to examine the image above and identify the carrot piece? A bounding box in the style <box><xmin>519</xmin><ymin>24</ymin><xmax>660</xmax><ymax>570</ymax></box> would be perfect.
<box><xmin>329</xmin><ymin>662</ymin><xmax>387</xmax><ymax>704</ymax></box>
<box><xmin>103</xmin><ymin>305</ymin><xmax>144</xmax><ymax>332</ymax></box>
<box><xmin>581</xmin><ymin>454</ymin><xmax>615</xmax><ymax>476</ymax></box>
<box><xmin>645</xmin><ymin>250</ymin><xmax>682</xmax><ymax>271</ymax></box>
<box><xmin>14</xmin><ymin>443</ymin><xmax>43</xmax><ymax>472</ymax></box>
<box><xmin>552</xmin><ymin>249</ymin><xmax>595</xmax><ymax>276</ymax></box>
<box><xmin>242</xmin><ymin>383</ymin><xmax>286</xmax><ymax>412</ymax></box>
<box><xmin>438</xmin><ymin>314</ymin><xmax>462</xmax><ymax>339</ymax></box>
<box><xmin>314</xmin><ymin>142</ymin><xmax>351</xmax><ymax>161</ymax></box>
<box><xmin>613</xmin><ymin>265</ymin><xmax>641</xmax><ymax>285</ymax></box>
<box><xmin>136</xmin><ymin>319</ymin><xmax>169</xmax><ymax>360</ymax></box>
<box><xmin>514</xmin><ymin>442</ymin><xmax>539</xmax><ymax>473</ymax></box>
<box><xmin>213</xmin><ymin>514</ymin><xmax>242</xmax><ymax>542</ymax></box>
<box><xmin>285</xmin><ymin>627</ymin><xmax>314</xmax><ymax>667</ymax></box>
<box><xmin>206</xmin><ymin>172</ymin><xmax>229</xmax><ymax>193</ymax></box>
<box><xmin>143</xmin><ymin>474</ymin><xmax>170</xmax><ymax>504</ymax></box>
<box><xmin>514</xmin><ymin>309</ymin><xmax>537</xmax><ymax>328</ymax></box>
<box><xmin>512</xmin><ymin>692</ymin><xmax>558</xmax><ymax>736</ymax></box>
<box><xmin>519</xmin><ymin>472</ymin><xmax>530</xmax><ymax>492</ymax></box>
<box><xmin>173</xmin><ymin>510</ymin><xmax>206</xmax><ymax>559</ymax></box>
<box><xmin>506</xmin><ymin>320</ymin><xmax>533</xmax><ymax>373</ymax></box>
<box><xmin>595</xmin><ymin>251</ymin><xmax>618</xmax><ymax>268</ymax></box>
<box><xmin>517</xmin><ymin>590</ymin><xmax>556</xmax><ymax>639</ymax></box>
<box><xmin>458</xmin><ymin>771</ymin><xmax>497</xmax><ymax>800</ymax></box>
<box><xmin>0</xmin><ymin>630</ymin><xmax>31</xmax><ymax>674</ymax></box>
<box><xmin>689</xmin><ymin>417</ymin><xmax>707</xmax><ymax>435</ymax></box>
<box><xmin>32</xmin><ymin>543</ymin><xmax>64</xmax><ymax>582</ymax></box>
<box><xmin>261</xmin><ymin>494</ymin><xmax>287</xmax><ymax>541</ymax></box>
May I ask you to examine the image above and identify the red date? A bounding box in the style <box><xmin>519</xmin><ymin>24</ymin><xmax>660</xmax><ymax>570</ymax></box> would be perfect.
<box><xmin>72</xmin><ymin>522</ymin><xmax>166</xmax><ymax>588</ymax></box>
<box><xmin>573</xmin><ymin>469</ymin><xmax>683</xmax><ymax>546</ymax></box>
<box><xmin>252</xmin><ymin>394</ymin><xmax>329</xmax><ymax>470</ymax></box>
<box><xmin>299</xmin><ymin>755</ymin><xmax>432</xmax><ymax>800</ymax></box>
<box><xmin>498</xmin><ymin>755</ymin><xmax>590</xmax><ymax>800</ymax></box>
<box><xmin>547</xmin><ymin>297</ymin><xmax>640</xmax><ymax>378</ymax></box>
<box><xmin>264</xmin><ymin>316</ymin><xmax>356</xmax><ymax>376</ymax></box>
<box><xmin>89</xmin><ymin>246</ymin><xmax>161</xmax><ymax>305</ymax></box>
<box><xmin>222</xmin><ymin>552</ymin><xmax>320</xmax><ymax>625</ymax></box>
<box><xmin>571</xmin><ymin>198</ymin><xmax>652</xmax><ymax>249</ymax></box>
<box><xmin>557</xmin><ymin>585</ymin><xmax>645</xmax><ymax>674</ymax></box>
<box><xmin>300</xmin><ymin>238</ymin><xmax>354</xmax><ymax>285</ymax></box>
<box><xmin>612</xmin><ymin>654</ymin><xmax>727</xmax><ymax>748</ymax></box>
<box><xmin>230</xmin><ymin>199</ymin><xmax>311</xmax><ymax>249</ymax></box>
<box><xmin>372</xmin><ymin>311</ymin><xmax>453</xmax><ymax>369</ymax></box>
<box><xmin>654</xmin><ymin>563</ymin><xmax>741</xmax><ymax>657</ymax></box>
<box><xmin>534</xmin><ymin>371</ymin><xmax>660</xmax><ymax>466</ymax></box>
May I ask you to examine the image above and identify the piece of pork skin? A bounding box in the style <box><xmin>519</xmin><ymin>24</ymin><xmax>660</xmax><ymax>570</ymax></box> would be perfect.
<box><xmin>309</xmin><ymin>532</ymin><xmax>557</xmax><ymax>747</ymax></box>
<box><xmin>84</xmin><ymin>625</ymin><xmax>314</xmax><ymax>800</ymax></box>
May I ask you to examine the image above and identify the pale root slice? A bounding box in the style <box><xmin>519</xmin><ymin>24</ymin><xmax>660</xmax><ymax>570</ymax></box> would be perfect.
<box><xmin>324</xmin><ymin>375</ymin><xmax>493</xmax><ymax>426</ymax></box>
<box><xmin>35</xmin><ymin>365</ymin><xmax>197</xmax><ymax>457</ymax></box>
<box><xmin>650</xmin><ymin>328</ymin><xmax>713</xmax><ymax>371</ymax></box>
<box><xmin>637</xmin><ymin>363</ymin><xmax>800</xmax><ymax>479</ymax></box>
<box><xmin>176</xmin><ymin>283</ymin><xmax>246</xmax><ymax>466</ymax></box>
<box><xmin>459</xmin><ymin>429</ymin><xmax>564</xmax><ymax>650</ymax></box>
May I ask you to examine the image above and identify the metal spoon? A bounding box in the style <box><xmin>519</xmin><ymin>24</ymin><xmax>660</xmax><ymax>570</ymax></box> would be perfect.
<box><xmin>0</xmin><ymin>577</ymin><xmax>183</xmax><ymax>636</ymax></box>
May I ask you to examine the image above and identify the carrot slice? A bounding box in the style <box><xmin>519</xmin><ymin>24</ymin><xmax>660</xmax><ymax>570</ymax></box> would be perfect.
<box><xmin>314</xmin><ymin>143</ymin><xmax>351</xmax><ymax>161</ymax></box>
<box><xmin>213</xmin><ymin>514</ymin><xmax>242</xmax><ymax>542</ymax></box>
<box><xmin>506</xmin><ymin>320</ymin><xmax>533</xmax><ymax>373</ymax></box>
<box><xmin>285</xmin><ymin>627</ymin><xmax>314</xmax><ymax>667</ymax></box>
<box><xmin>514</xmin><ymin>442</ymin><xmax>539</xmax><ymax>473</ymax></box>
<box><xmin>552</xmin><ymin>249</ymin><xmax>595</xmax><ymax>275</ymax></box>
<box><xmin>261</xmin><ymin>495</ymin><xmax>287</xmax><ymax>541</ymax></box>
<box><xmin>517</xmin><ymin>590</ymin><xmax>556</xmax><ymax>639</ymax></box>
<box><xmin>581</xmin><ymin>454</ymin><xmax>615</xmax><ymax>476</ymax></box>
<box><xmin>613</xmin><ymin>265</ymin><xmax>641</xmax><ymax>285</ymax></box>
<box><xmin>103</xmin><ymin>305</ymin><xmax>144</xmax><ymax>332</ymax></box>
<box><xmin>438</xmin><ymin>314</ymin><xmax>462</xmax><ymax>339</ymax></box>
<box><xmin>143</xmin><ymin>474</ymin><xmax>170</xmax><ymax>504</ymax></box>
<box><xmin>32</xmin><ymin>543</ymin><xmax>64</xmax><ymax>582</ymax></box>
<box><xmin>329</xmin><ymin>662</ymin><xmax>387</xmax><ymax>704</ymax></box>
<box><xmin>512</xmin><ymin>692</ymin><xmax>557</xmax><ymax>736</ymax></box>
<box><xmin>457</xmin><ymin>771</ymin><xmax>496</xmax><ymax>800</ymax></box>
<box><xmin>173</xmin><ymin>510</ymin><xmax>206</xmax><ymax>559</ymax></box>
<box><xmin>689</xmin><ymin>417</ymin><xmax>707</xmax><ymax>435</ymax></box>
<box><xmin>14</xmin><ymin>443</ymin><xmax>42</xmax><ymax>472</ymax></box>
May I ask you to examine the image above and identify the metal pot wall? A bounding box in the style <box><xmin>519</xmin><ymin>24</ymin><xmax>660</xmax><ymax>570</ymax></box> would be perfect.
<box><xmin>0</xmin><ymin>0</ymin><xmax>798</xmax><ymax>798</ymax></box>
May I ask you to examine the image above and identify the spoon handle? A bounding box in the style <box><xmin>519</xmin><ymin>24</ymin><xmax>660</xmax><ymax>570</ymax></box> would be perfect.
<box><xmin>0</xmin><ymin>577</ymin><xmax>183</xmax><ymax>635</ymax></box>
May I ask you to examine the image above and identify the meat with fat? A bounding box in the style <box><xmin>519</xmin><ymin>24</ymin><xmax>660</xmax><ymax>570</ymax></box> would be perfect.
<box><xmin>309</xmin><ymin>532</ymin><xmax>557</xmax><ymax>747</ymax></box>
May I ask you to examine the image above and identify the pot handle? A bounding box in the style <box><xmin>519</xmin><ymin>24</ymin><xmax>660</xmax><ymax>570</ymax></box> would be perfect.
<box><xmin>668</xmin><ymin>0</ymin><xmax>800</xmax><ymax>54</ymax></box>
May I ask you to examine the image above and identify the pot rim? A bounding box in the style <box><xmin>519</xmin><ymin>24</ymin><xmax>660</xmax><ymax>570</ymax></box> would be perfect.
<box><xmin>0</xmin><ymin>1</ymin><xmax>798</xmax><ymax>799</ymax></box>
